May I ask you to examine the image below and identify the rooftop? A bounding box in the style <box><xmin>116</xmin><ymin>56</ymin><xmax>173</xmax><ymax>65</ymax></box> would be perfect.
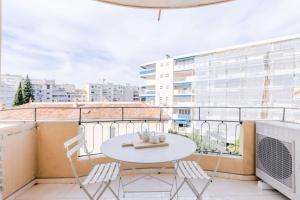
<box><xmin>0</xmin><ymin>102</ymin><xmax>169</xmax><ymax>122</ymax></box>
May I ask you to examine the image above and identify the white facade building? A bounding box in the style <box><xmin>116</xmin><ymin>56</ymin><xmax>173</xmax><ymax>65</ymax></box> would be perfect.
<box><xmin>0</xmin><ymin>74</ymin><xmax>23</xmax><ymax>107</ymax></box>
<box><xmin>31</xmin><ymin>80</ymin><xmax>86</xmax><ymax>102</ymax></box>
<box><xmin>87</xmin><ymin>82</ymin><xmax>139</xmax><ymax>102</ymax></box>
<box><xmin>140</xmin><ymin>34</ymin><xmax>300</xmax><ymax>127</ymax></box>
<box><xmin>0</xmin><ymin>75</ymin><xmax>85</xmax><ymax>106</ymax></box>
<box><xmin>31</xmin><ymin>79</ymin><xmax>55</xmax><ymax>102</ymax></box>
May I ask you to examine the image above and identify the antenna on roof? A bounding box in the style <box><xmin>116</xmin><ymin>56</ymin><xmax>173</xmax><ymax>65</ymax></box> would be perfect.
<box><xmin>157</xmin><ymin>9</ymin><xmax>161</xmax><ymax>21</ymax></box>
<box><xmin>165</xmin><ymin>54</ymin><xmax>171</xmax><ymax>58</ymax></box>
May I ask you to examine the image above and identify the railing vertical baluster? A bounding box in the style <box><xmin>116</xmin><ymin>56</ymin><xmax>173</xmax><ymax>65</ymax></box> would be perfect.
<box><xmin>238</xmin><ymin>107</ymin><xmax>241</xmax><ymax>122</ymax></box>
<box><xmin>34</xmin><ymin>108</ymin><xmax>37</xmax><ymax>122</ymax></box>
<box><xmin>198</xmin><ymin>107</ymin><xmax>201</xmax><ymax>121</ymax></box>
<box><xmin>159</xmin><ymin>108</ymin><xmax>162</xmax><ymax>121</ymax></box>
<box><xmin>79</xmin><ymin>108</ymin><xmax>82</xmax><ymax>124</ymax></box>
<box><xmin>282</xmin><ymin>107</ymin><xmax>286</xmax><ymax>121</ymax></box>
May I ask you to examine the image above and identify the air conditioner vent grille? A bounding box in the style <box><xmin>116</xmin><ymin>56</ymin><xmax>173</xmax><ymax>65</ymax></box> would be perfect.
<box><xmin>257</xmin><ymin>133</ymin><xmax>294</xmax><ymax>189</ymax></box>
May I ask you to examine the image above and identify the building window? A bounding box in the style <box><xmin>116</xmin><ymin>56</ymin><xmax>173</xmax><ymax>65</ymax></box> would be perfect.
<box><xmin>166</xmin><ymin>85</ymin><xmax>169</xmax><ymax>89</ymax></box>
<box><xmin>160</xmin><ymin>86</ymin><xmax>163</xmax><ymax>89</ymax></box>
<box><xmin>165</xmin><ymin>74</ymin><xmax>169</xmax><ymax>78</ymax></box>
<box><xmin>160</xmin><ymin>74</ymin><xmax>163</xmax><ymax>78</ymax></box>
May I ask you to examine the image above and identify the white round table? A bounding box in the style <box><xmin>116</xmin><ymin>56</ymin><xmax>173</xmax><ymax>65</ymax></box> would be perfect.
<box><xmin>100</xmin><ymin>134</ymin><xmax>197</xmax><ymax>164</ymax></box>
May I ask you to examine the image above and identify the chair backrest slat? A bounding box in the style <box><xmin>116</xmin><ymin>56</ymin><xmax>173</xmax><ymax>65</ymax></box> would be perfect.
<box><xmin>66</xmin><ymin>142</ymin><xmax>83</xmax><ymax>158</ymax></box>
<box><xmin>64</xmin><ymin>127</ymin><xmax>85</xmax><ymax>158</ymax></box>
<box><xmin>64</xmin><ymin>134</ymin><xmax>83</xmax><ymax>148</ymax></box>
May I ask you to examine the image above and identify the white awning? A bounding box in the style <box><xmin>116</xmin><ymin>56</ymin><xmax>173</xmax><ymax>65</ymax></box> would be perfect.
<box><xmin>95</xmin><ymin>0</ymin><xmax>233</xmax><ymax>9</ymax></box>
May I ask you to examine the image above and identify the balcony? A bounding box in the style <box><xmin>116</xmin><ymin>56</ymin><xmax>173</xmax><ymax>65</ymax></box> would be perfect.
<box><xmin>139</xmin><ymin>89</ymin><xmax>156</xmax><ymax>97</ymax></box>
<box><xmin>140</xmin><ymin>69</ymin><xmax>156</xmax><ymax>78</ymax></box>
<box><xmin>0</xmin><ymin>104</ymin><xmax>297</xmax><ymax>200</ymax></box>
<box><xmin>174</xmin><ymin>76</ymin><xmax>194</xmax><ymax>82</ymax></box>
<box><xmin>173</xmin><ymin>101</ymin><xmax>194</xmax><ymax>107</ymax></box>
<box><xmin>173</xmin><ymin>113</ymin><xmax>191</xmax><ymax>120</ymax></box>
<box><xmin>173</xmin><ymin>89</ymin><xmax>194</xmax><ymax>96</ymax></box>
<box><xmin>141</xmin><ymin>79</ymin><xmax>156</xmax><ymax>87</ymax></box>
<box><xmin>173</xmin><ymin>76</ymin><xmax>194</xmax><ymax>86</ymax></box>
<box><xmin>174</xmin><ymin>63</ymin><xmax>194</xmax><ymax>72</ymax></box>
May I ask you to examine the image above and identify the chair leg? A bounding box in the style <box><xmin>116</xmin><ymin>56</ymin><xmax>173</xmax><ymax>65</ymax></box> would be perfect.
<box><xmin>185</xmin><ymin>179</ymin><xmax>201</xmax><ymax>199</ymax></box>
<box><xmin>96</xmin><ymin>181</ymin><xmax>111</xmax><ymax>200</ymax></box>
<box><xmin>108</xmin><ymin>185</ymin><xmax>120</xmax><ymax>200</ymax></box>
<box><xmin>170</xmin><ymin>179</ymin><xmax>185</xmax><ymax>200</ymax></box>
<box><xmin>80</xmin><ymin>185</ymin><xmax>94</xmax><ymax>200</ymax></box>
<box><xmin>93</xmin><ymin>183</ymin><xmax>104</xmax><ymax>198</ymax></box>
<box><xmin>117</xmin><ymin>176</ymin><xmax>121</xmax><ymax>197</ymax></box>
<box><xmin>174</xmin><ymin>176</ymin><xmax>179</xmax><ymax>200</ymax></box>
<box><xmin>196</xmin><ymin>179</ymin><xmax>212</xmax><ymax>199</ymax></box>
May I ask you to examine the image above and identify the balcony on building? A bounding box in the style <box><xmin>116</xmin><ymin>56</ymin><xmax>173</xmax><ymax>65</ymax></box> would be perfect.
<box><xmin>173</xmin><ymin>89</ymin><xmax>194</xmax><ymax>96</ymax></box>
<box><xmin>174</xmin><ymin>76</ymin><xmax>194</xmax><ymax>84</ymax></box>
<box><xmin>172</xmin><ymin>113</ymin><xmax>192</xmax><ymax>120</ymax></box>
<box><xmin>141</xmin><ymin>79</ymin><xmax>156</xmax><ymax>87</ymax></box>
<box><xmin>173</xmin><ymin>56</ymin><xmax>195</xmax><ymax>72</ymax></box>
<box><xmin>139</xmin><ymin>89</ymin><xmax>156</xmax><ymax>97</ymax></box>
<box><xmin>140</xmin><ymin>63</ymin><xmax>156</xmax><ymax>78</ymax></box>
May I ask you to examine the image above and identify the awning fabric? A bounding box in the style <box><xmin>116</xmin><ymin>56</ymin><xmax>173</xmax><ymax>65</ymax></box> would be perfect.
<box><xmin>95</xmin><ymin>0</ymin><xmax>233</xmax><ymax>9</ymax></box>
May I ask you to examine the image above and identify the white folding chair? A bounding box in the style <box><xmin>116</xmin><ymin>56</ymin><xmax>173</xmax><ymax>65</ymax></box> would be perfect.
<box><xmin>64</xmin><ymin>127</ymin><xmax>120</xmax><ymax>200</ymax></box>
<box><xmin>171</xmin><ymin>130</ymin><xmax>226</xmax><ymax>200</ymax></box>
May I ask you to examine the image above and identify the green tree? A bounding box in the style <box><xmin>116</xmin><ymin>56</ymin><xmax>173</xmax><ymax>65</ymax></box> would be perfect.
<box><xmin>13</xmin><ymin>82</ymin><xmax>24</xmax><ymax>106</ymax></box>
<box><xmin>23</xmin><ymin>75</ymin><xmax>34</xmax><ymax>103</ymax></box>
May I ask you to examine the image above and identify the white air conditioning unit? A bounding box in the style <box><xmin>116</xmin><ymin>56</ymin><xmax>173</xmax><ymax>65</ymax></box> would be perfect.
<box><xmin>256</xmin><ymin>121</ymin><xmax>300</xmax><ymax>200</ymax></box>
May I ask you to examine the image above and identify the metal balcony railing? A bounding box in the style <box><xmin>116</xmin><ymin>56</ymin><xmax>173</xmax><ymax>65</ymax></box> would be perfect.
<box><xmin>173</xmin><ymin>90</ymin><xmax>194</xmax><ymax>95</ymax></box>
<box><xmin>139</xmin><ymin>69</ymin><xmax>156</xmax><ymax>75</ymax></box>
<box><xmin>173</xmin><ymin>114</ymin><xmax>191</xmax><ymax>119</ymax></box>
<box><xmin>139</xmin><ymin>90</ymin><xmax>156</xmax><ymax>97</ymax></box>
<box><xmin>1</xmin><ymin>106</ymin><xmax>300</xmax><ymax>157</ymax></box>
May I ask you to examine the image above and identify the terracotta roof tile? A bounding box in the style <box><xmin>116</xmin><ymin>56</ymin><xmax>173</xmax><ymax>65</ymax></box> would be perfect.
<box><xmin>0</xmin><ymin>102</ymin><xmax>169</xmax><ymax>122</ymax></box>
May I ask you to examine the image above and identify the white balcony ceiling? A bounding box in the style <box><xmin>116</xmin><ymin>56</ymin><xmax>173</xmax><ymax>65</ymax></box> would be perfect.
<box><xmin>95</xmin><ymin>0</ymin><xmax>233</xmax><ymax>9</ymax></box>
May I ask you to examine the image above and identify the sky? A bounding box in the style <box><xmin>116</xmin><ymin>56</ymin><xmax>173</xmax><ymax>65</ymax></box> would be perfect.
<box><xmin>2</xmin><ymin>0</ymin><xmax>300</xmax><ymax>88</ymax></box>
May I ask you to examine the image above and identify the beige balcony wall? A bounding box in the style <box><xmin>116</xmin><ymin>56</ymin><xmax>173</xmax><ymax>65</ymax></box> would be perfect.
<box><xmin>36</xmin><ymin>121</ymin><xmax>256</xmax><ymax>178</ymax></box>
<box><xmin>193</xmin><ymin>121</ymin><xmax>256</xmax><ymax>176</ymax></box>
<box><xmin>1</xmin><ymin>123</ymin><xmax>36</xmax><ymax>199</ymax></box>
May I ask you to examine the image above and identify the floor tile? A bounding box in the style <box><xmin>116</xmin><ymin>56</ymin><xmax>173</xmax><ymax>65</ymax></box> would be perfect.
<box><xmin>15</xmin><ymin>175</ymin><xmax>288</xmax><ymax>200</ymax></box>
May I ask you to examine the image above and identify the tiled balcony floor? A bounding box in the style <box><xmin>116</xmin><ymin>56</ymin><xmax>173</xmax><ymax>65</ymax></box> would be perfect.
<box><xmin>16</xmin><ymin>175</ymin><xmax>288</xmax><ymax>200</ymax></box>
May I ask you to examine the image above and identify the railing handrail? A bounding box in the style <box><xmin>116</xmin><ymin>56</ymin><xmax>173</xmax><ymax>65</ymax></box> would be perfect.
<box><xmin>0</xmin><ymin>106</ymin><xmax>300</xmax><ymax>124</ymax></box>
<box><xmin>2</xmin><ymin>106</ymin><xmax>300</xmax><ymax>111</ymax></box>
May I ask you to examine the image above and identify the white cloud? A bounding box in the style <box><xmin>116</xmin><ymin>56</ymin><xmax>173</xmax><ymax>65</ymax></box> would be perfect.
<box><xmin>2</xmin><ymin>0</ymin><xmax>300</xmax><ymax>88</ymax></box>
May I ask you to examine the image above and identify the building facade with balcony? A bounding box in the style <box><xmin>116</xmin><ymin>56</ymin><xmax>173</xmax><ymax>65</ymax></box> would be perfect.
<box><xmin>140</xmin><ymin>34</ymin><xmax>300</xmax><ymax>127</ymax></box>
<box><xmin>86</xmin><ymin>82</ymin><xmax>139</xmax><ymax>102</ymax></box>
<box><xmin>31</xmin><ymin>79</ymin><xmax>86</xmax><ymax>102</ymax></box>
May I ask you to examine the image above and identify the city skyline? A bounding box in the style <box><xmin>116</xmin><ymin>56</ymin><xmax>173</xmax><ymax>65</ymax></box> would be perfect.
<box><xmin>3</xmin><ymin>0</ymin><xmax>300</xmax><ymax>88</ymax></box>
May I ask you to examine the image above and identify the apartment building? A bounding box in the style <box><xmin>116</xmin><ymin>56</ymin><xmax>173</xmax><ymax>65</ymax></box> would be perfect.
<box><xmin>31</xmin><ymin>79</ymin><xmax>55</xmax><ymax>102</ymax></box>
<box><xmin>31</xmin><ymin>80</ymin><xmax>86</xmax><ymax>102</ymax></box>
<box><xmin>0</xmin><ymin>74</ymin><xmax>23</xmax><ymax>107</ymax></box>
<box><xmin>140</xmin><ymin>35</ymin><xmax>300</xmax><ymax>127</ymax></box>
<box><xmin>87</xmin><ymin>82</ymin><xmax>139</xmax><ymax>102</ymax></box>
